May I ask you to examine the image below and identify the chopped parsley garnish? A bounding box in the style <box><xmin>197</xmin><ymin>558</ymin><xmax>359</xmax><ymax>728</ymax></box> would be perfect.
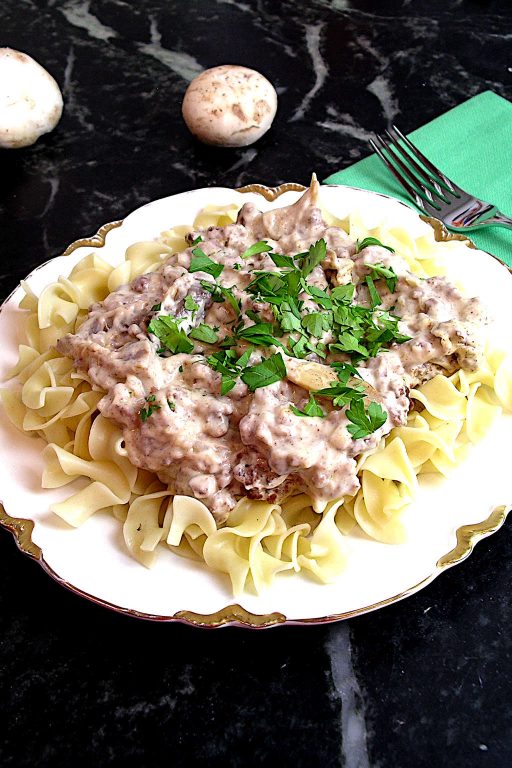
<box><xmin>236</xmin><ymin>322</ymin><xmax>286</xmax><ymax>349</ymax></box>
<box><xmin>167</xmin><ymin>400</ymin><xmax>176</xmax><ymax>411</ymax></box>
<box><xmin>151</xmin><ymin>302</ymin><xmax>161</xmax><ymax>312</ymax></box>
<box><xmin>330</xmin><ymin>284</ymin><xmax>355</xmax><ymax>303</ymax></box>
<box><xmin>301</xmin><ymin>311</ymin><xmax>331</xmax><ymax>338</ymax></box>
<box><xmin>241</xmin><ymin>352</ymin><xmax>287</xmax><ymax>391</ymax></box>
<box><xmin>279</xmin><ymin>300</ymin><xmax>303</xmax><ymax>333</ymax></box>
<box><xmin>330</xmin><ymin>361</ymin><xmax>362</xmax><ymax>382</ymax></box>
<box><xmin>355</xmin><ymin>237</ymin><xmax>395</xmax><ymax>254</ymax></box>
<box><xmin>365</xmin><ymin>274</ymin><xmax>381</xmax><ymax>308</ymax></box>
<box><xmin>367</xmin><ymin>263</ymin><xmax>398</xmax><ymax>293</ymax></box>
<box><xmin>299</xmin><ymin>239</ymin><xmax>327</xmax><ymax>278</ymax></box>
<box><xmin>241</xmin><ymin>240</ymin><xmax>273</xmax><ymax>259</ymax></box>
<box><xmin>290</xmin><ymin>394</ymin><xmax>325</xmax><ymax>418</ymax></box>
<box><xmin>346</xmin><ymin>398</ymin><xmax>387</xmax><ymax>438</ymax></box>
<box><xmin>189</xmin><ymin>247</ymin><xmax>224</xmax><ymax>279</ymax></box>
<box><xmin>140</xmin><ymin>394</ymin><xmax>161</xmax><ymax>422</ymax></box>
<box><xmin>184</xmin><ymin>295</ymin><xmax>199</xmax><ymax>314</ymax></box>
<box><xmin>329</xmin><ymin>332</ymin><xmax>369</xmax><ymax>359</ymax></box>
<box><xmin>314</xmin><ymin>381</ymin><xmax>365</xmax><ymax>408</ymax></box>
<box><xmin>305</xmin><ymin>285</ymin><xmax>333</xmax><ymax>309</ymax></box>
<box><xmin>270</xmin><ymin>253</ymin><xmax>296</xmax><ymax>269</ymax></box>
<box><xmin>143</xmin><ymin>231</ymin><xmax>409</xmax><ymax>435</ymax></box>
<box><xmin>200</xmin><ymin>281</ymin><xmax>241</xmax><ymax>316</ymax></box>
<box><xmin>148</xmin><ymin>315</ymin><xmax>194</xmax><ymax>355</ymax></box>
<box><xmin>247</xmin><ymin>271</ymin><xmax>288</xmax><ymax>301</ymax></box>
<box><xmin>191</xmin><ymin>235</ymin><xmax>203</xmax><ymax>246</ymax></box>
<box><xmin>207</xmin><ymin>347</ymin><xmax>254</xmax><ymax>395</ymax></box>
<box><xmin>189</xmin><ymin>324</ymin><xmax>219</xmax><ymax>344</ymax></box>
<box><xmin>219</xmin><ymin>285</ymin><xmax>241</xmax><ymax>316</ymax></box>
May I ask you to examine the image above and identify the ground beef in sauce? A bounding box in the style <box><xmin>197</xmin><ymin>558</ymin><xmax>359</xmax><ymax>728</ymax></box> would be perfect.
<box><xmin>56</xmin><ymin>182</ymin><xmax>486</xmax><ymax>522</ymax></box>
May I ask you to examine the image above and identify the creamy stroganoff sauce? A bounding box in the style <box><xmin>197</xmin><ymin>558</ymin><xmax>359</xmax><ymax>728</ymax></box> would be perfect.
<box><xmin>57</xmin><ymin>183</ymin><xmax>486</xmax><ymax>522</ymax></box>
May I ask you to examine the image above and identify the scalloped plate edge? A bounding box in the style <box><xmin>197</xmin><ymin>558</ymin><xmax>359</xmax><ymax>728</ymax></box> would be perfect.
<box><xmin>0</xmin><ymin>181</ymin><xmax>510</xmax><ymax>628</ymax></box>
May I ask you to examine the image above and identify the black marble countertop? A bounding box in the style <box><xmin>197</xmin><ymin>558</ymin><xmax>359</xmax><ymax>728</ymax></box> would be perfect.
<box><xmin>1</xmin><ymin>1</ymin><xmax>512</xmax><ymax>766</ymax></box>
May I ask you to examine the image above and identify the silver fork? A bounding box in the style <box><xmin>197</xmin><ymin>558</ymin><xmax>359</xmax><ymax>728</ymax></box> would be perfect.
<box><xmin>369</xmin><ymin>126</ymin><xmax>512</xmax><ymax>232</ymax></box>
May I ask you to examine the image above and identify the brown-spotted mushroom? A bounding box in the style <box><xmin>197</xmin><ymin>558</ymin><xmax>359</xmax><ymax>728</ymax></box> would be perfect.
<box><xmin>0</xmin><ymin>48</ymin><xmax>63</xmax><ymax>149</ymax></box>
<box><xmin>182</xmin><ymin>64</ymin><xmax>277</xmax><ymax>147</ymax></box>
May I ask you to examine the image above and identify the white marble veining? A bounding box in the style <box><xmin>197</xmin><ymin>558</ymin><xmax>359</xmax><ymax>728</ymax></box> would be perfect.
<box><xmin>216</xmin><ymin>0</ymin><xmax>253</xmax><ymax>12</ymax></box>
<box><xmin>2</xmin><ymin>2</ymin><xmax>512</xmax><ymax>766</ymax></box>
<box><xmin>326</xmin><ymin>623</ymin><xmax>371</xmax><ymax>768</ymax></box>
<box><xmin>138</xmin><ymin>15</ymin><xmax>203</xmax><ymax>82</ymax></box>
<box><xmin>290</xmin><ymin>23</ymin><xmax>328</xmax><ymax>122</ymax></box>
<box><xmin>40</xmin><ymin>178</ymin><xmax>60</xmax><ymax>218</ymax></box>
<box><xmin>317</xmin><ymin>107</ymin><xmax>374</xmax><ymax>142</ymax></box>
<box><xmin>367</xmin><ymin>74</ymin><xmax>399</xmax><ymax>127</ymax></box>
<box><xmin>59</xmin><ymin>0</ymin><xmax>117</xmax><ymax>42</ymax></box>
<box><xmin>224</xmin><ymin>148</ymin><xmax>259</xmax><ymax>186</ymax></box>
<box><xmin>62</xmin><ymin>46</ymin><xmax>94</xmax><ymax>132</ymax></box>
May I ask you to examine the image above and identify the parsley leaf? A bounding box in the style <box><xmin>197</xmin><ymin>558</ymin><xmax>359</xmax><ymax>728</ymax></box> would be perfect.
<box><xmin>140</xmin><ymin>394</ymin><xmax>161</xmax><ymax>422</ymax></box>
<box><xmin>299</xmin><ymin>239</ymin><xmax>327</xmax><ymax>278</ymax></box>
<box><xmin>270</xmin><ymin>253</ymin><xmax>296</xmax><ymax>269</ymax></box>
<box><xmin>330</xmin><ymin>361</ymin><xmax>362</xmax><ymax>383</ymax></box>
<box><xmin>184</xmin><ymin>295</ymin><xmax>199</xmax><ymax>314</ymax></box>
<box><xmin>246</xmin><ymin>271</ymin><xmax>287</xmax><ymax>300</ymax></box>
<box><xmin>314</xmin><ymin>382</ymin><xmax>365</xmax><ymax>407</ymax></box>
<box><xmin>365</xmin><ymin>275</ymin><xmax>382</xmax><ymax>308</ymax></box>
<box><xmin>241</xmin><ymin>241</ymin><xmax>273</xmax><ymax>259</ymax></box>
<box><xmin>329</xmin><ymin>332</ymin><xmax>369</xmax><ymax>358</ymax></box>
<box><xmin>367</xmin><ymin>263</ymin><xmax>398</xmax><ymax>293</ymax></box>
<box><xmin>190</xmin><ymin>235</ymin><xmax>203</xmax><ymax>246</ymax></box>
<box><xmin>148</xmin><ymin>316</ymin><xmax>194</xmax><ymax>355</ymax></box>
<box><xmin>207</xmin><ymin>347</ymin><xmax>254</xmax><ymax>395</ymax></box>
<box><xmin>200</xmin><ymin>281</ymin><xmax>241</xmax><ymax>316</ymax></box>
<box><xmin>279</xmin><ymin>301</ymin><xmax>303</xmax><ymax>333</ymax></box>
<box><xmin>305</xmin><ymin>285</ymin><xmax>333</xmax><ymax>309</ymax></box>
<box><xmin>189</xmin><ymin>247</ymin><xmax>224</xmax><ymax>279</ymax></box>
<box><xmin>289</xmin><ymin>334</ymin><xmax>308</xmax><ymax>359</ymax></box>
<box><xmin>355</xmin><ymin>237</ymin><xmax>395</xmax><ymax>254</ymax></box>
<box><xmin>167</xmin><ymin>400</ymin><xmax>176</xmax><ymax>411</ymax></box>
<box><xmin>301</xmin><ymin>311</ymin><xmax>332</xmax><ymax>338</ymax></box>
<box><xmin>346</xmin><ymin>399</ymin><xmax>387</xmax><ymax>438</ymax></box>
<box><xmin>290</xmin><ymin>394</ymin><xmax>325</xmax><ymax>418</ymax></box>
<box><xmin>151</xmin><ymin>302</ymin><xmax>161</xmax><ymax>312</ymax></box>
<box><xmin>189</xmin><ymin>324</ymin><xmax>219</xmax><ymax>344</ymax></box>
<box><xmin>330</xmin><ymin>284</ymin><xmax>355</xmax><ymax>304</ymax></box>
<box><xmin>236</xmin><ymin>322</ymin><xmax>285</xmax><ymax>349</ymax></box>
<box><xmin>220</xmin><ymin>285</ymin><xmax>241</xmax><ymax>316</ymax></box>
<box><xmin>241</xmin><ymin>353</ymin><xmax>287</xmax><ymax>391</ymax></box>
<box><xmin>284</xmin><ymin>269</ymin><xmax>303</xmax><ymax>299</ymax></box>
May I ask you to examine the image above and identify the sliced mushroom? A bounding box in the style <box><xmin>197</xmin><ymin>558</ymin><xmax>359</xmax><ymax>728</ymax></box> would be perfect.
<box><xmin>286</xmin><ymin>359</ymin><xmax>338</xmax><ymax>391</ymax></box>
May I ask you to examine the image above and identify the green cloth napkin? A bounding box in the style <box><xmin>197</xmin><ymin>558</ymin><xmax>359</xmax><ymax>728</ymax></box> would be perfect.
<box><xmin>323</xmin><ymin>91</ymin><xmax>512</xmax><ymax>267</ymax></box>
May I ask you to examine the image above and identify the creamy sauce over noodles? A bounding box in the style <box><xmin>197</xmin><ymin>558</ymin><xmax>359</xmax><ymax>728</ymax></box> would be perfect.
<box><xmin>57</xmin><ymin>184</ymin><xmax>486</xmax><ymax>521</ymax></box>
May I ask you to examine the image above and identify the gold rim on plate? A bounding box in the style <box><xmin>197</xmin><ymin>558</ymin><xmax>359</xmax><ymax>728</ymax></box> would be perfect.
<box><xmin>1</xmin><ymin>182</ymin><xmax>510</xmax><ymax>628</ymax></box>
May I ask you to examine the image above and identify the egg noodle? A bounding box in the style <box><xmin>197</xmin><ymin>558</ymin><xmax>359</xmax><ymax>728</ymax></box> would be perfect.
<box><xmin>2</xmin><ymin>200</ymin><xmax>512</xmax><ymax>595</ymax></box>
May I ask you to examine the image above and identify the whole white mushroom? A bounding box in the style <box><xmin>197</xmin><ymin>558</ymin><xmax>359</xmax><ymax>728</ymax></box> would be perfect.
<box><xmin>182</xmin><ymin>64</ymin><xmax>277</xmax><ymax>148</ymax></box>
<box><xmin>0</xmin><ymin>48</ymin><xmax>63</xmax><ymax>149</ymax></box>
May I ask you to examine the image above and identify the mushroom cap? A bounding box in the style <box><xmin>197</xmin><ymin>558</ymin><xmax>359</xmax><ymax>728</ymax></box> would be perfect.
<box><xmin>182</xmin><ymin>64</ymin><xmax>278</xmax><ymax>148</ymax></box>
<box><xmin>0</xmin><ymin>48</ymin><xmax>63</xmax><ymax>149</ymax></box>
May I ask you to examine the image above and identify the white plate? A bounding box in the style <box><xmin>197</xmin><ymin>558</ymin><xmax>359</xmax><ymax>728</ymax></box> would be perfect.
<box><xmin>1</xmin><ymin>183</ymin><xmax>511</xmax><ymax>628</ymax></box>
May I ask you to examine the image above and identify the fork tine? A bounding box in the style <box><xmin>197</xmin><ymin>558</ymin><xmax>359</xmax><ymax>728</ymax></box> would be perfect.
<box><xmin>384</xmin><ymin>128</ymin><xmax>450</xmax><ymax>201</ymax></box>
<box><xmin>368</xmin><ymin>138</ymin><xmax>428</xmax><ymax>214</ymax></box>
<box><xmin>391</xmin><ymin>125</ymin><xmax>461</xmax><ymax>196</ymax></box>
<box><xmin>373</xmin><ymin>133</ymin><xmax>442</xmax><ymax>210</ymax></box>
